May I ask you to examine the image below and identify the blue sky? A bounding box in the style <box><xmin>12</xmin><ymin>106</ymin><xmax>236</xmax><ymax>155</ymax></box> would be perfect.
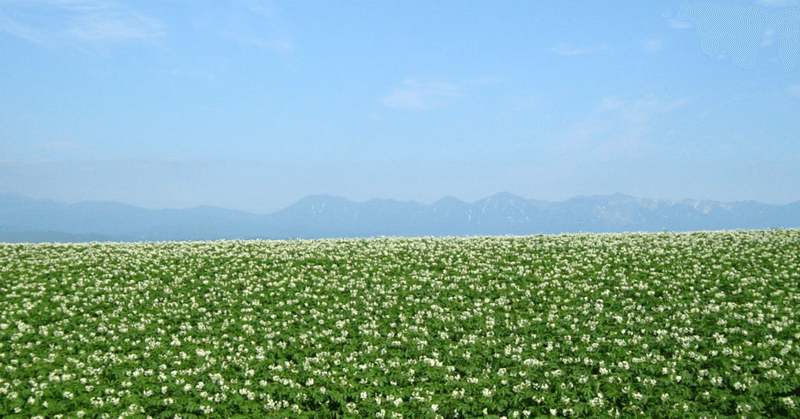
<box><xmin>1</xmin><ymin>0</ymin><xmax>799</xmax><ymax>214</ymax></box>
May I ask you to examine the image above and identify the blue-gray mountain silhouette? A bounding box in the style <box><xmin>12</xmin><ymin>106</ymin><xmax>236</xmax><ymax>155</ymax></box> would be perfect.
<box><xmin>1</xmin><ymin>192</ymin><xmax>798</xmax><ymax>243</ymax></box>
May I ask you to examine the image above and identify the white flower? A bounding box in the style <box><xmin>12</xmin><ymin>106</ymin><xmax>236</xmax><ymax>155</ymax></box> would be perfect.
<box><xmin>589</xmin><ymin>392</ymin><xmax>605</xmax><ymax>407</ymax></box>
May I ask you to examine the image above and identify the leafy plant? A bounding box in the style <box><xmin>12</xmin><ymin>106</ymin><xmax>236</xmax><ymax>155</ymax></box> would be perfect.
<box><xmin>0</xmin><ymin>230</ymin><xmax>798</xmax><ymax>417</ymax></box>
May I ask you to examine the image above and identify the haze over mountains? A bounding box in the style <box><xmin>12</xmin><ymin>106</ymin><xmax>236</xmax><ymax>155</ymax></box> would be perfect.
<box><xmin>1</xmin><ymin>192</ymin><xmax>799</xmax><ymax>243</ymax></box>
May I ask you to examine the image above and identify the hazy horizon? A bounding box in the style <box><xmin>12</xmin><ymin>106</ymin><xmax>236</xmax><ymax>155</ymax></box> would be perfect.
<box><xmin>5</xmin><ymin>189</ymin><xmax>800</xmax><ymax>218</ymax></box>
<box><xmin>2</xmin><ymin>1</ymin><xmax>800</xmax><ymax>214</ymax></box>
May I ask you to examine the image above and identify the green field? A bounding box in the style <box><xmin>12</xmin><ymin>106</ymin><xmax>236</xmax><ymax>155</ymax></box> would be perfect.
<box><xmin>1</xmin><ymin>229</ymin><xmax>799</xmax><ymax>418</ymax></box>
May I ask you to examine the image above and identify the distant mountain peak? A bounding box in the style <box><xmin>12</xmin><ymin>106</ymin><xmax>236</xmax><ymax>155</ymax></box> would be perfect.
<box><xmin>1</xmin><ymin>192</ymin><xmax>798</xmax><ymax>243</ymax></box>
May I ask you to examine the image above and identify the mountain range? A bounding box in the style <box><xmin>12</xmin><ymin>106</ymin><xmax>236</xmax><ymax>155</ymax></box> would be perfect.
<box><xmin>1</xmin><ymin>192</ymin><xmax>799</xmax><ymax>243</ymax></box>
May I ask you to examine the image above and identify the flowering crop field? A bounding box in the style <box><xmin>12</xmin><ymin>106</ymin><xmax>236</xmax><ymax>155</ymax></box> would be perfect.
<box><xmin>1</xmin><ymin>229</ymin><xmax>799</xmax><ymax>419</ymax></box>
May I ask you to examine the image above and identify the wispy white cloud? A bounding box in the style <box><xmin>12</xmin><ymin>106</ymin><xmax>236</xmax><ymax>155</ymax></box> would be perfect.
<box><xmin>549</xmin><ymin>44</ymin><xmax>592</xmax><ymax>56</ymax></box>
<box><xmin>663</xmin><ymin>96</ymin><xmax>695</xmax><ymax>111</ymax></box>
<box><xmin>667</xmin><ymin>18</ymin><xmax>693</xmax><ymax>29</ymax></box>
<box><xmin>0</xmin><ymin>12</ymin><xmax>48</xmax><ymax>44</ymax></box>
<box><xmin>761</xmin><ymin>28</ymin><xmax>776</xmax><ymax>46</ymax></box>
<box><xmin>232</xmin><ymin>0</ymin><xmax>292</xmax><ymax>52</ymax></box>
<box><xmin>234</xmin><ymin>0</ymin><xmax>273</xmax><ymax>16</ymax></box>
<box><xmin>0</xmin><ymin>0</ymin><xmax>164</xmax><ymax>45</ymax></box>
<box><xmin>466</xmin><ymin>76</ymin><xmax>505</xmax><ymax>86</ymax></box>
<box><xmin>760</xmin><ymin>0</ymin><xmax>799</xmax><ymax>6</ymax></box>
<box><xmin>550</xmin><ymin>42</ymin><xmax>611</xmax><ymax>56</ymax></box>
<box><xmin>382</xmin><ymin>80</ymin><xmax>463</xmax><ymax>110</ymax></box>
<box><xmin>226</xmin><ymin>31</ymin><xmax>292</xmax><ymax>53</ymax></box>
<box><xmin>68</xmin><ymin>12</ymin><xmax>162</xmax><ymax>42</ymax></box>
<box><xmin>559</xmin><ymin>120</ymin><xmax>605</xmax><ymax>153</ymax></box>
<box><xmin>558</xmin><ymin>94</ymin><xmax>694</xmax><ymax>160</ymax></box>
<box><xmin>598</xmin><ymin>96</ymin><xmax>624</xmax><ymax>112</ymax></box>
<box><xmin>640</xmin><ymin>38</ymin><xmax>662</xmax><ymax>53</ymax></box>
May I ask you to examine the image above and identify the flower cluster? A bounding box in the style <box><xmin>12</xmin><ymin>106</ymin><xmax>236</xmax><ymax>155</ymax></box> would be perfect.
<box><xmin>0</xmin><ymin>229</ymin><xmax>799</xmax><ymax>417</ymax></box>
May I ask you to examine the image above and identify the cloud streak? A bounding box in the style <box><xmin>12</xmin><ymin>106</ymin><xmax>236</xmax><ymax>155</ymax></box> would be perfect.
<box><xmin>760</xmin><ymin>0</ymin><xmax>800</xmax><ymax>6</ymax></box>
<box><xmin>640</xmin><ymin>38</ymin><xmax>662</xmax><ymax>53</ymax></box>
<box><xmin>0</xmin><ymin>0</ymin><xmax>164</xmax><ymax>45</ymax></box>
<box><xmin>382</xmin><ymin>80</ymin><xmax>463</xmax><ymax>110</ymax></box>
<box><xmin>549</xmin><ymin>44</ymin><xmax>592</xmax><ymax>56</ymax></box>
<box><xmin>761</xmin><ymin>28</ymin><xmax>777</xmax><ymax>46</ymax></box>
<box><xmin>667</xmin><ymin>18</ymin><xmax>693</xmax><ymax>29</ymax></box>
<box><xmin>225</xmin><ymin>0</ymin><xmax>293</xmax><ymax>53</ymax></box>
<box><xmin>0</xmin><ymin>12</ymin><xmax>48</xmax><ymax>44</ymax></box>
<box><xmin>549</xmin><ymin>42</ymin><xmax>610</xmax><ymax>56</ymax></box>
<box><xmin>557</xmin><ymin>94</ymin><xmax>695</xmax><ymax>161</ymax></box>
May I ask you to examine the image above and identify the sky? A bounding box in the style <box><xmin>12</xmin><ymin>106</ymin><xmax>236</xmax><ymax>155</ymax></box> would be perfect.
<box><xmin>1</xmin><ymin>0</ymin><xmax>800</xmax><ymax>215</ymax></box>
